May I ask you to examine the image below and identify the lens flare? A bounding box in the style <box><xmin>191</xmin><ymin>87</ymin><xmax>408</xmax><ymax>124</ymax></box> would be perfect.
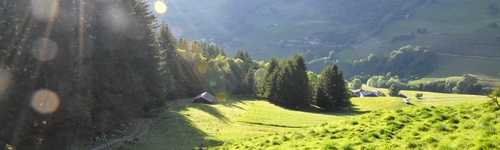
<box><xmin>154</xmin><ymin>1</ymin><xmax>168</xmax><ymax>14</ymax></box>
<box><xmin>31</xmin><ymin>0</ymin><xmax>60</xmax><ymax>22</ymax></box>
<box><xmin>209</xmin><ymin>81</ymin><xmax>217</xmax><ymax>88</ymax></box>
<box><xmin>215</xmin><ymin>92</ymin><xmax>227</xmax><ymax>102</ymax></box>
<box><xmin>104</xmin><ymin>6</ymin><xmax>129</xmax><ymax>33</ymax></box>
<box><xmin>196</xmin><ymin>63</ymin><xmax>208</xmax><ymax>74</ymax></box>
<box><xmin>31</xmin><ymin>89</ymin><xmax>60</xmax><ymax>114</ymax></box>
<box><xmin>32</xmin><ymin>38</ymin><xmax>59</xmax><ymax>62</ymax></box>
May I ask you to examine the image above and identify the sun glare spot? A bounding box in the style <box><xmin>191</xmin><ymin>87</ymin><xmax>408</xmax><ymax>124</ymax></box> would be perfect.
<box><xmin>31</xmin><ymin>0</ymin><xmax>59</xmax><ymax>22</ymax></box>
<box><xmin>31</xmin><ymin>89</ymin><xmax>60</xmax><ymax>114</ymax></box>
<box><xmin>32</xmin><ymin>38</ymin><xmax>59</xmax><ymax>62</ymax></box>
<box><xmin>215</xmin><ymin>92</ymin><xmax>227</xmax><ymax>101</ymax></box>
<box><xmin>196</xmin><ymin>62</ymin><xmax>208</xmax><ymax>74</ymax></box>
<box><xmin>209</xmin><ymin>81</ymin><xmax>217</xmax><ymax>87</ymax></box>
<box><xmin>154</xmin><ymin>1</ymin><xmax>168</xmax><ymax>14</ymax></box>
<box><xmin>104</xmin><ymin>6</ymin><xmax>129</xmax><ymax>33</ymax></box>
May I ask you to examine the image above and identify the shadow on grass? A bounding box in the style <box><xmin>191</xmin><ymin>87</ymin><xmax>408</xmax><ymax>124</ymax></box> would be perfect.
<box><xmin>311</xmin><ymin>106</ymin><xmax>371</xmax><ymax>117</ymax></box>
<box><xmin>237</xmin><ymin>121</ymin><xmax>307</xmax><ymax>128</ymax></box>
<box><xmin>187</xmin><ymin>97</ymin><xmax>253</xmax><ymax>123</ymax></box>
<box><xmin>329</xmin><ymin>105</ymin><xmax>372</xmax><ymax>116</ymax></box>
<box><xmin>266</xmin><ymin>101</ymin><xmax>371</xmax><ymax>117</ymax></box>
<box><xmin>124</xmin><ymin>108</ymin><xmax>224</xmax><ymax>150</ymax></box>
<box><xmin>191</xmin><ymin>105</ymin><xmax>230</xmax><ymax>123</ymax></box>
<box><xmin>125</xmin><ymin>97</ymin><xmax>257</xmax><ymax>149</ymax></box>
<box><xmin>220</xmin><ymin>98</ymin><xmax>250</xmax><ymax>111</ymax></box>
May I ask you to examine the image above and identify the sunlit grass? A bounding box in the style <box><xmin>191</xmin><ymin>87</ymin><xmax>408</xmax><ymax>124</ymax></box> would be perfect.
<box><xmin>214</xmin><ymin>103</ymin><xmax>500</xmax><ymax>150</ymax></box>
<box><xmin>124</xmin><ymin>90</ymin><xmax>488</xmax><ymax>150</ymax></box>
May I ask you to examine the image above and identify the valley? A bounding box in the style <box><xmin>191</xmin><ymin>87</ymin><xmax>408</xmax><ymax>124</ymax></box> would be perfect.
<box><xmin>122</xmin><ymin>88</ymin><xmax>489</xmax><ymax>150</ymax></box>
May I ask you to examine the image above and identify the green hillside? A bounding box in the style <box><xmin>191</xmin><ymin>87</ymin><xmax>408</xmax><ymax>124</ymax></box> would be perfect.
<box><xmin>123</xmin><ymin>90</ymin><xmax>487</xmax><ymax>150</ymax></box>
<box><xmin>430</xmin><ymin>54</ymin><xmax>500</xmax><ymax>78</ymax></box>
<box><xmin>214</xmin><ymin>103</ymin><xmax>500</xmax><ymax>150</ymax></box>
<box><xmin>164</xmin><ymin>0</ymin><xmax>500</xmax><ymax>78</ymax></box>
<box><xmin>5</xmin><ymin>1</ymin><xmax>499</xmax><ymax>149</ymax></box>
<box><xmin>348</xmin><ymin>0</ymin><xmax>500</xmax><ymax>78</ymax></box>
<box><xmin>354</xmin><ymin>0</ymin><xmax>500</xmax><ymax>56</ymax></box>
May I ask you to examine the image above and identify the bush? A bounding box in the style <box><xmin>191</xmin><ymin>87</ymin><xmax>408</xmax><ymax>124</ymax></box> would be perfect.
<box><xmin>367</xmin><ymin>76</ymin><xmax>387</xmax><ymax>88</ymax></box>
<box><xmin>352</xmin><ymin>45</ymin><xmax>437</xmax><ymax>78</ymax></box>
<box><xmin>407</xmin><ymin>74</ymin><xmax>484</xmax><ymax>95</ymax></box>
<box><xmin>389</xmin><ymin>85</ymin><xmax>401</xmax><ymax>97</ymax></box>
<box><xmin>416</xmin><ymin>93</ymin><xmax>423</xmax><ymax>99</ymax></box>
<box><xmin>489</xmin><ymin>87</ymin><xmax>500</xmax><ymax>107</ymax></box>
<box><xmin>351</xmin><ymin>78</ymin><xmax>363</xmax><ymax>89</ymax></box>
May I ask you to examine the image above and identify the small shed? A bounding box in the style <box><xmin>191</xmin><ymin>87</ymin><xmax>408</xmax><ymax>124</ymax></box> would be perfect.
<box><xmin>352</xmin><ymin>89</ymin><xmax>381</xmax><ymax>97</ymax></box>
<box><xmin>193</xmin><ymin>92</ymin><xmax>217</xmax><ymax>104</ymax></box>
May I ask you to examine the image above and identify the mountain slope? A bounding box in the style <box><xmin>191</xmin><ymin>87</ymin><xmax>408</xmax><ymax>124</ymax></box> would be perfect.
<box><xmin>161</xmin><ymin>0</ymin><xmax>427</xmax><ymax>56</ymax></box>
<box><xmin>160</xmin><ymin>0</ymin><xmax>500</xmax><ymax>77</ymax></box>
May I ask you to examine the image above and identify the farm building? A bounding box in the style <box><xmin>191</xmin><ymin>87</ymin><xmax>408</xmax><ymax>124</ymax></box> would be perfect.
<box><xmin>193</xmin><ymin>92</ymin><xmax>218</xmax><ymax>104</ymax></box>
<box><xmin>351</xmin><ymin>89</ymin><xmax>383</xmax><ymax>97</ymax></box>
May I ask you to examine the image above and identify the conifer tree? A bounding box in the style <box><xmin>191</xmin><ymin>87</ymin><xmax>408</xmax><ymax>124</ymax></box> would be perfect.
<box><xmin>0</xmin><ymin>0</ymin><xmax>97</xmax><ymax>148</ymax></box>
<box><xmin>281</xmin><ymin>55</ymin><xmax>310</xmax><ymax>107</ymax></box>
<box><xmin>263</xmin><ymin>58</ymin><xmax>279</xmax><ymax>99</ymax></box>
<box><xmin>315</xmin><ymin>65</ymin><xmax>351</xmax><ymax>111</ymax></box>
<box><xmin>0</xmin><ymin>0</ymin><xmax>173</xmax><ymax>148</ymax></box>
<box><xmin>235</xmin><ymin>50</ymin><xmax>252</xmax><ymax>62</ymax></box>
<box><xmin>157</xmin><ymin>25</ymin><xmax>178</xmax><ymax>98</ymax></box>
<box><xmin>92</xmin><ymin>0</ymin><xmax>164</xmax><ymax>131</ymax></box>
<box><xmin>264</xmin><ymin>56</ymin><xmax>310</xmax><ymax>108</ymax></box>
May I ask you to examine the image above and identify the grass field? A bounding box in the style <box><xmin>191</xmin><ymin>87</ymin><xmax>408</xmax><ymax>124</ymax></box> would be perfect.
<box><xmin>123</xmin><ymin>89</ymin><xmax>488</xmax><ymax>150</ymax></box>
<box><xmin>215</xmin><ymin>103</ymin><xmax>500</xmax><ymax>150</ymax></box>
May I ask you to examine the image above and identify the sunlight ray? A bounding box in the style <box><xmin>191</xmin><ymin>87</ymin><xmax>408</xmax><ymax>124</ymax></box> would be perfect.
<box><xmin>78</xmin><ymin>0</ymin><xmax>86</xmax><ymax>59</ymax></box>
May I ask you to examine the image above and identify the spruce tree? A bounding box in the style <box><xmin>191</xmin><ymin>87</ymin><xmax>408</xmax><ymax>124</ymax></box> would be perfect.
<box><xmin>273</xmin><ymin>61</ymin><xmax>290</xmax><ymax>105</ymax></box>
<box><xmin>157</xmin><ymin>25</ymin><xmax>177</xmax><ymax>98</ymax></box>
<box><xmin>92</xmin><ymin>0</ymin><xmax>164</xmax><ymax>131</ymax></box>
<box><xmin>0</xmin><ymin>0</ymin><xmax>17</xmax><ymax>59</ymax></box>
<box><xmin>263</xmin><ymin>58</ymin><xmax>279</xmax><ymax>99</ymax></box>
<box><xmin>286</xmin><ymin>55</ymin><xmax>310</xmax><ymax>107</ymax></box>
<box><xmin>235</xmin><ymin>50</ymin><xmax>252</xmax><ymax>62</ymax></box>
<box><xmin>0</xmin><ymin>0</ymin><xmax>172</xmax><ymax>148</ymax></box>
<box><xmin>264</xmin><ymin>56</ymin><xmax>310</xmax><ymax>108</ymax></box>
<box><xmin>0</xmin><ymin>0</ymin><xmax>97</xmax><ymax>148</ymax></box>
<box><xmin>315</xmin><ymin>65</ymin><xmax>351</xmax><ymax>111</ymax></box>
<box><xmin>242</xmin><ymin>70</ymin><xmax>256</xmax><ymax>95</ymax></box>
<box><xmin>333</xmin><ymin>70</ymin><xmax>350</xmax><ymax>108</ymax></box>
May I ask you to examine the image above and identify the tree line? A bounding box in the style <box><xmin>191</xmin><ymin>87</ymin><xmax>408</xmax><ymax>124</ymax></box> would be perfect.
<box><xmin>158</xmin><ymin>33</ymin><xmax>258</xmax><ymax>98</ymax></box>
<box><xmin>363</xmin><ymin>74</ymin><xmax>486</xmax><ymax>95</ymax></box>
<box><xmin>0</xmin><ymin>0</ymin><xmax>167</xmax><ymax>149</ymax></box>
<box><xmin>307</xmin><ymin>45</ymin><xmax>438</xmax><ymax>80</ymax></box>
<box><xmin>0</xmin><ymin>0</ymin><xmax>257</xmax><ymax>149</ymax></box>
<box><xmin>342</xmin><ymin>45</ymin><xmax>438</xmax><ymax>79</ymax></box>
<box><xmin>255</xmin><ymin>55</ymin><xmax>351</xmax><ymax>111</ymax></box>
<box><xmin>0</xmin><ymin>0</ymin><xmax>353</xmax><ymax>149</ymax></box>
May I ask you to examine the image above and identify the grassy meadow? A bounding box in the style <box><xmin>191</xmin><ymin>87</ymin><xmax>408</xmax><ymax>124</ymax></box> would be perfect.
<box><xmin>121</xmin><ymin>88</ymin><xmax>489</xmax><ymax>150</ymax></box>
<box><xmin>215</xmin><ymin>103</ymin><xmax>500</xmax><ymax>150</ymax></box>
